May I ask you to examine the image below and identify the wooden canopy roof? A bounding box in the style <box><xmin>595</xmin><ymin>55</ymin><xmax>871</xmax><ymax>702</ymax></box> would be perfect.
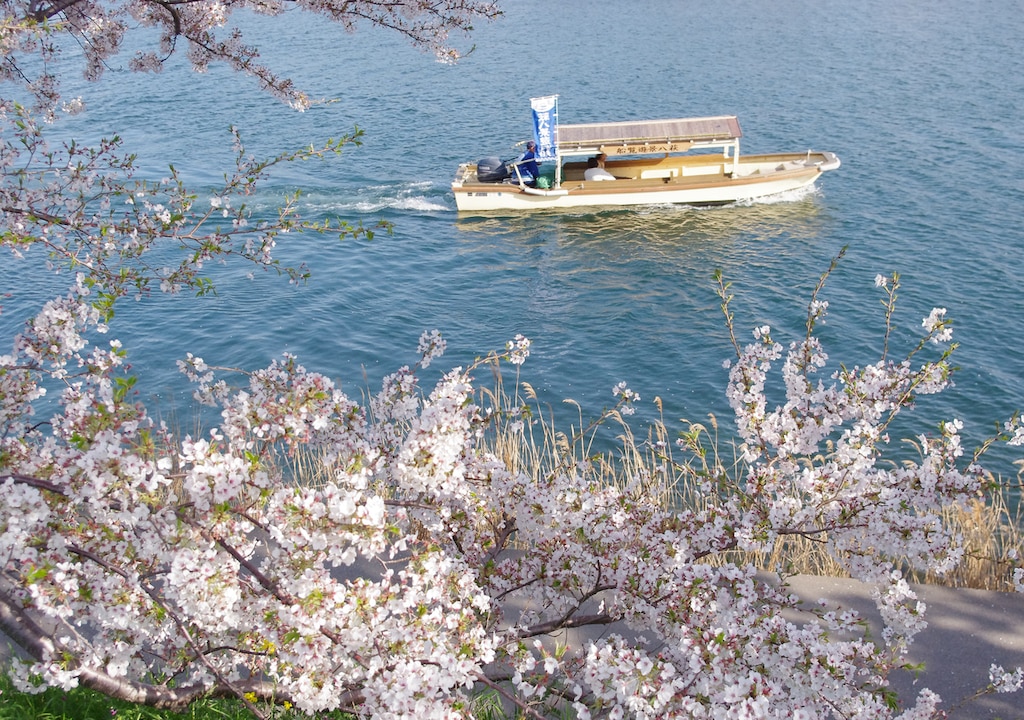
<box><xmin>556</xmin><ymin>115</ymin><xmax>742</xmax><ymax>148</ymax></box>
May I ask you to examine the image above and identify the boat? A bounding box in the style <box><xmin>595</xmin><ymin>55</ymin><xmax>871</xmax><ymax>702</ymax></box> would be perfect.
<box><xmin>451</xmin><ymin>99</ymin><xmax>840</xmax><ymax>213</ymax></box>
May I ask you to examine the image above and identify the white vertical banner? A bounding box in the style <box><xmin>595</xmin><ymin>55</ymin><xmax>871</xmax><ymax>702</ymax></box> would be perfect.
<box><xmin>530</xmin><ymin>95</ymin><xmax>559</xmax><ymax>161</ymax></box>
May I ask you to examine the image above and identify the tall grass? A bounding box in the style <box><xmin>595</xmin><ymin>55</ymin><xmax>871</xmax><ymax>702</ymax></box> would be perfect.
<box><xmin>257</xmin><ymin>362</ymin><xmax>1024</xmax><ymax>592</ymax></box>
<box><xmin>475</xmin><ymin>368</ymin><xmax>1024</xmax><ymax>592</ymax></box>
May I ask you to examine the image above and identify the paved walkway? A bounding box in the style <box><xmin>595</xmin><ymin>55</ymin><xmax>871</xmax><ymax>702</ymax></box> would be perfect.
<box><xmin>785</xmin><ymin>576</ymin><xmax>1024</xmax><ymax>719</ymax></box>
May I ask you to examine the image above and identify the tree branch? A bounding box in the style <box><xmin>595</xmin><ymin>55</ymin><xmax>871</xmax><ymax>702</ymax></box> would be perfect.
<box><xmin>484</xmin><ymin>515</ymin><xmax>516</xmax><ymax>565</ymax></box>
<box><xmin>1</xmin><ymin>473</ymin><xmax>66</xmax><ymax>495</ymax></box>
<box><xmin>0</xmin><ymin>205</ymin><xmax>67</xmax><ymax>226</ymax></box>
<box><xmin>29</xmin><ymin>0</ymin><xmax>81</xmax><ymax>21</ymax></box>
<box><xmin>520</xmin><ymin>611</ymin><xmax>616</xmax><ymax>639</ymax></box>
<box><xmin>0</xmin><ymin>588</ymin><xmax>276</xmax><ymax>710</ymax></box>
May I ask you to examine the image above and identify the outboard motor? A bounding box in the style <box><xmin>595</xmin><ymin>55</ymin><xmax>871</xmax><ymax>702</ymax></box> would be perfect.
<box><xmin>476</xmin><ymin>156</ymin><xmax>509</xmax><ymax>183</ymax></box>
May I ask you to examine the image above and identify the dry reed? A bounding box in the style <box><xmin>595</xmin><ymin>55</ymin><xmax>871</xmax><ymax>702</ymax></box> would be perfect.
<box><xmin>474</xmin><ymin>369</ymin><xmax>1024</xmax><ymax>593</ymax></box>
<box><xmin>268</xmin><ymin>365</ymin><xmax>1023</xmax><ymax>592</ymax></box>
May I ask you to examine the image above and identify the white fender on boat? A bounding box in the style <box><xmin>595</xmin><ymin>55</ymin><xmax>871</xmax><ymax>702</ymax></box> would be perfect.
<box><xmin>522</xmin><ymin>186</ymin><xmax>570</xmax><ymax>197</ymax></box>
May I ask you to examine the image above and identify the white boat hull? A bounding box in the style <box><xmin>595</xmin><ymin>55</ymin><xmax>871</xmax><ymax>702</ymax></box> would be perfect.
<box><xmin>452</xmin><ymin>151</ymin><xmax>840</xmax><ymax>213</ymax></box>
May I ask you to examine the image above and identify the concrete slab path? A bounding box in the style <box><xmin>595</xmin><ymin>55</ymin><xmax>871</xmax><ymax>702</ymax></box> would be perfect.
<box><xmin>785</xmin><ymin>576</ymin><xmax>1024</xmax><ymax>719</ymax></box>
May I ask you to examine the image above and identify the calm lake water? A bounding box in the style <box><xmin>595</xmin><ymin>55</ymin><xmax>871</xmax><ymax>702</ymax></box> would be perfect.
<box><xmin>4</xmin><ymin>0</ymin><xmax>1024</xmax><ymax>476</ymax></box>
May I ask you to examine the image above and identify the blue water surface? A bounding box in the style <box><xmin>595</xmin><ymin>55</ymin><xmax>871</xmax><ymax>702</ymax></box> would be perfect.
<box><xmin>3</xmin><ymin>0</ymin><xmax>1023</xmax><ymax>475</ymax></box>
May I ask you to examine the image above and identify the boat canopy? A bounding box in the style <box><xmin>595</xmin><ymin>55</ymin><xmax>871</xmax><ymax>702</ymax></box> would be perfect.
<box><xmin>556</xmin><ymin>115</ymin><xmax>742</xmax><ymax>156</ymax></box>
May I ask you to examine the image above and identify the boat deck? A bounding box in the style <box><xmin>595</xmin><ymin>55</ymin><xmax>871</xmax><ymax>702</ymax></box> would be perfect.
<box><xmin>458</xmin><ymin>151</ymin><xmax>830</xmax><ymax>187</ymax></box>
<box><xmin>452</xmin><ymin>148</ymin><xmax>839</xmax><ymax>212</ymax></box>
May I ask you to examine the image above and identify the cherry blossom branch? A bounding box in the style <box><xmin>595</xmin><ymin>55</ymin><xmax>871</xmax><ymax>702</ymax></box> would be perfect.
<box><xmin>64</xmin><ymin>538</ymin><xmax>274</xmax><ymax>714</ymax></box>
<box><xmin>0</xmin><ymin>587</ymin><xmax>294</xmax><ymax>711</ymax></box>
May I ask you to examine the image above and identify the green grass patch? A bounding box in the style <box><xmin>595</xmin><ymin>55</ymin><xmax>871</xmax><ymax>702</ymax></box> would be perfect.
<box><xmin>0</xmin><ymin>672</ymin><xmax>354</xmax><ymax>720</ymax></box>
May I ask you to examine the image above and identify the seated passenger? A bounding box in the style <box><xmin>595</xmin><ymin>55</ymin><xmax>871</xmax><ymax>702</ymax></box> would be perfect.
<box><xmin>584</xmin><ymin>155</ymin><xmax>616</xmax><ymax>181</ymax></box>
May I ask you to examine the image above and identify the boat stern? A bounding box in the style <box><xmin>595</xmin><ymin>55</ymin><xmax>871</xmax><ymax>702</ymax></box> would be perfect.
<box><xmin>452</xmin><ymin>162</ymin><xmax>477</xmax><ymax>188</ymax></box>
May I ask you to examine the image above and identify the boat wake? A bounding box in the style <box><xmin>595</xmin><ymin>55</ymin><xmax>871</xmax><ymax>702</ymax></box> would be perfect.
<box><xmin>734</xmin><ymin>184</ymin><xmax>821</xmax><ymax>206</ymax></box>
<box><xmin>613</xmin><ymin>184</ymin><xmax>823</xmax><ymax>218</ymax></box>
<box><xmin>318</xmin><ymin>181</ymin><xmax>450</xmax><ymax>214</ymax></box>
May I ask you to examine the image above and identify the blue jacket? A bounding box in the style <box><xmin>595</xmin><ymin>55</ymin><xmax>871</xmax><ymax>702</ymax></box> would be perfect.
<box><xmin>519</xmin><ymin>149</ymin><xmax>540</xmax><ymax>180</ymax></box>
